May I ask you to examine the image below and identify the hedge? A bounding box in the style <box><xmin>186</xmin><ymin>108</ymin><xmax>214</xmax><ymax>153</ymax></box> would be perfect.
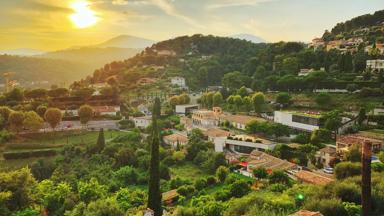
<box><xmin>3</xmin><ymin>149</ymin><xmax>57</xmax><ymax>160</ymax></box>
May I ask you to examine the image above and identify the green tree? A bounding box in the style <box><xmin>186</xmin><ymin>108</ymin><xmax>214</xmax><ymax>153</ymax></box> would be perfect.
<box><xmin>44</xmin><ymin>108</ymin><xmax>62</xmax><ymax>131</ymax></box>
<box><xmin>95</xmin><ymin>128</ymin><xmax>105</xmax><ymax>153</ymax></box>
<box><xmin>36</xmin><ymin>105</ymin><xmax>47</xmax><ymax>117</ymax></box>
<box><xmin>77</xmin><ymin>178</ymin><xmax>106</xmax><ymax>204</ymax></box>
<box><xmin>252</xmin><ymin>92</ymin><xmax>265</xmax><ymax>114</ymax></box>
<box><xmin>78</xmin><ymin>105</ymin><xmax>94</xmax><ymax>127</ymax></box>
<box><xmin>233</xmin><ymin>95</ymin><xmax>243</xmax><ymax>111</ymax></box>
<box><xmin>216</xmin><ymin>166</ymin><xmax>229</xmax><ymax>183</ymax></box>
<box><xmin>276</xmin><ymin>92</ymin><xmax>291</xmax><ymax>107</ymax></box>
<box><xmin>83</xmin><ymin>197</ymin><xmax>124</xmax><ymax>216</ymax></box>
<box><xmin>230</xmin><ymin>180</ymin><xmax>251</xmax><ymax>198</ymax></box>
<box><xmin>282</xmin><ymin>57</ymin><xmax>299</xmax><ymax>74</ymax></box>
<box><xmin>0</xmin><ymin>106</ymin><xmax>12</xmax><ymax>122</ymax></box>
<box><xmin>357</xmin><ymin>108</ymin><xmax>366</xmax><ymax>125</ymax></box>
<box><xmin>315</xmin><ymin>93</ymin><xmax>332</xmax><ymax>108</ymax></box>
<box><xmin>222</xmin><ymin>71</ymin><xmax>248</xmax><ymax>91</ymax></box>
<box><xmin>23</xmin><ymin>111</ymin><xmax>44</xmax><ymax>132</ymax></box>
<box><xmin>35</xmin><ymin>180</ymin><xmax>71</xmax><ymax>216</ymax></box>
<box><xmin>268</xmin><ymin>170</ymin><xmax>290</xmax><ymax>185</ymax></box>
<box><xmin>344</xmin><ymin>144</ymin><xmax>361</xmax><ymax>162</ymax></box>
<box><xmin>9</xmin><ymin>111</ymin><xmax>24</xmax><ymax>133</ymax></box>
<box><xmin>252</xmin><ymin>167</ymin><xmax>268</xmax><ymax>180</ymax></box>
<box><xmin>0</xmin><ymin>168</ymin><xmax>36</xmax><ymax>213</ymax></box>
<box><xmin>237</xmin><ymin>86</ymin><xmax>248</xmax><ymax>97</ymax></box>
<box><xmin>334</xmin><ymin>162</ymin><xmax>361</xmax><ymax>180</ymax></box>
<box><xmin>212</xmin><ymin>92</ymin><xmax>223</xmax><ymax>107</ymax></box>
<box><xmin>147</xmin><ymin>98</ymin><xmax>162</xmax><ymax>216</ymax></box>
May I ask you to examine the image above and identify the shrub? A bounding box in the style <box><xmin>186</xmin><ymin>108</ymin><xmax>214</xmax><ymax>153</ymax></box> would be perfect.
<box><xmin>292</xmin><ymin>133</ymin><xmax>309</xmax><ymax>144</ymax></box>
<box><xmin>334</xmin><ymin>162</ymin><xmax>361</xmax><ymax>180</ymax></box>
<box><xmin>216</xmin><ymin>166</ymin><xmax>229</xmax><ymax>183</ymax></box>
<box><xmin>214</xmin><ymin>189</ymin><xmax>231</xmax><ymax>201</ymax></box>
<box><xmin>177</xmin><ymin>185</ymin><xmax>196</xmax><ymax>197</ymax></box>
<box><xmin>194</xmin><ymin>178</ymin><xmax>207</xmax><ymax>190</ymax></box>
<box><xmin>305</xmin><ymin>198</ymin><xmax>347</xmax><ymax>216</ymax></box>
<box><xmin>230</xmin><ymin>180</ymin><xmax>251</xmax><ymax>198</ymax></box>
<box><xmin>3</xmin><ymin>149</ymin><xmax>56</xmax><ymax>160</ymax></box>
<box><xmin>206</xmin><ymin>176</ymin><xmax>217</xmax><ymax>186</ymax></box>
<box><xmin>113</xmin><ymin>166</ymin><xmax>138</xmax><ymax>186</ymax></box>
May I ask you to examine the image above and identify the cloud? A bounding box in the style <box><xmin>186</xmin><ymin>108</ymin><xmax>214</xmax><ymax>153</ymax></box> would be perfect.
<box><xmin>207</xmin><ymin>0</ymin><xmax>274</xmax><ymax>9</ymax></box>
<box><xmin>150</xmin><ymin>0</ymin><xmax>203</xmax><ymax>28</ymax></box>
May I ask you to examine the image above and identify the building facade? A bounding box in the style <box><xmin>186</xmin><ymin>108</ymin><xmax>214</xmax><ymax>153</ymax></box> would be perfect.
<box><xmin>274</xmin><ymin>111</ymin><xmax>321</xmax><ymax>132</ymax></box>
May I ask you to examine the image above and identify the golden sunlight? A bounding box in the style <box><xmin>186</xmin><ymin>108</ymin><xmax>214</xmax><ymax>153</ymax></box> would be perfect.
<box><xmin>70</xmin><ymin>0</ymin><xmax>99</xmax><ymax>29</ymax></box>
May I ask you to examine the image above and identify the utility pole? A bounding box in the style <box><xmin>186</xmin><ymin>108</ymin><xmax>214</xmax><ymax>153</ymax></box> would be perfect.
<box><xmin>361</xmin><ymin>140</ymin><xmax>372</xmax><ymax>216</ymax></box>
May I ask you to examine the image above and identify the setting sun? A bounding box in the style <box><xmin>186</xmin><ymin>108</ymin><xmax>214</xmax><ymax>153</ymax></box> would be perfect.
<box><xmin>70</xmin><ymin>0</ymin><xmax>99</xmax><ymax>28</ymax></box>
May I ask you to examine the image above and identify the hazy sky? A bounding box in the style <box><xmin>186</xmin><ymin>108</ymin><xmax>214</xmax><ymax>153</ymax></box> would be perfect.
<box><xmin>0</xmin><ymin>0</ymin><xmax>383</xmax><ymax>50</ymax></box>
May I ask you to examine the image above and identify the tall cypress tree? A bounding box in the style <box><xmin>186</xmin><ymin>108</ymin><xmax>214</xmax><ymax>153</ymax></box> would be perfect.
<box><xmin>148</xmin><ymin>98</ymin><xmax>162</xmax><ymax>216</ymax></box>
<box><xmin>96</xmin><ymin>128</ymin><xmax>105</xmax><ymax>153</ymax></box>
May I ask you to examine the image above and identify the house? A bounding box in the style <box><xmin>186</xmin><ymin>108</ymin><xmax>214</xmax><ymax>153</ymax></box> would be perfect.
<box><xmin>219</xmin><ymin>114</ymin><xmax>265</xmax><ymax>130</ymax></box>
<box><xmin>61</xmin><ymin>109</ymin><xmax>78</xmax><ymax>117</ymax></box>
<box><xmin>298</xmin><ymin>68</ymin><xmax>314</xmax><ymax>76</ymax></box>
<box><xmin>336</xmin><ymin>135</ymin><xmax>384</xmax><ymax>154</ymax></box>
<box><xmin>133</xmin><ymin>116</ymin><xmax>152</xmax><ymax>129</ymax></box>
<box><xmin>137</xmin><ymin>78</ymin><xmax>157</xmax><ymax>86</ymax></box>
<box><xmin>204</xmin><ymin>128</ymin><xmax>231</xmax><ymax>142</ymax></box>
<box><xmin>180</xmin><ymin>116</ymin><xmax>193</xmax><ymax>132</ymax></box>
<box><xmin>289</xmin><ymin>210</ymin><xmax>324</xmax><ymax>216</ymax></box>
<box><xmin>93</xmin><ymin>106</ymin><xmax>120</xmax><ymax>116</ymax></box>
<box><xmin>246</xmin><ymin>150</ymin><xmax>296</xmax><ymax>173</ymax></box>
<box><xmin>274</xmin><ymin>111</ymin><xmax>322</xmax><ymax>132</ymax></box>
<box><xmin>373</xmin><ymin>107</ymin><xmax>384</xmax><ymax>115</ymax></box>
<box><xmin>138</xmin><ymin>104</ymin><xmax>151</xmax><ymax>116</ymax></box>
<box><xmin>214</xmin><ymin>134</ymin><xmax>277</xmax><ymax>153</ymax></box>
<box><xmin>309</xmin><ymin>38</ymin><xmax>325</xmax><ymax>50</ymax></box>
<box><xmin>316</xmin><ymin>146</ymin><xmax>337</xmax><ymax>167</ymax></box>
<box><xmin>163</xmin><ymin>133</ymin><xmax>189</xmax><ymax>148</ymax></box>
<box><xmin>175</xmin><ymin>104</ymin><xmax>199</xmax><ymax>116</ymax></box>
<box><xmin>156</xmin><ymin>49</ymin><xmax>176</xmax><ymax>56</ymax></box>
<box><xmin>294</xmin><ymin>170</ymin><xmax>334</xmax><ymax>185</ymax></box>
<box><xmin>326</xmin><ymin>40</ymin><xmax>345</xmax><ymax>51</ymax></box>
<box><xmin>192</xmin><ymin>110</ymin><xmax>219</xmax><ymax>128</ymax></box>
<box><xmin>171</xmin><ymin>77</ymin><xmax>186</xmax><ymax>88</ymax></box>
<box><xmin>366</xmin><ymin>59</ymin><xmax>384</xmax><ymax>71</ymax></box>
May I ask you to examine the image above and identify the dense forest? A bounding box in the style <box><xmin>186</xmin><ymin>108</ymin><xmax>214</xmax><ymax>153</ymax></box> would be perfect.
<box><xmin>80</xmin><ymin>33</ymin><xmax>383</xmax><ymax>96</ymax></box>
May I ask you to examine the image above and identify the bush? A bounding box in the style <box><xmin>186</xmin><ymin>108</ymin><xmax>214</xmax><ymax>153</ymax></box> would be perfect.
<box><xmin>334</xmin><ymin>182</ymin><xmax>361</xmax><ymax>203</ymax></box>
<box><xmin>206</xmin><ymin>176</ymin><xmax>217</xmax><ymax>186</ymax></box>
<box><xmin>230</xmin><ymin>180</ymin><xmax>251</xmax><ymax>198</ymax></box>
<box><xmin>3</xmin><ymin>149</ymin><xmax>57</xmax><ymax>160</ymax></box>
<box><xmin>216</xmin><ymin>166</ymin><xmax>229</xmax><ymax>183</ymax></box>
<box><xmin>177</xmin><ymin>185</ymin><xmax>196</xmax><ymax>197</ymax></box>
<box><xmin>169</xmin><ymin>177</ymin><xmax>190</xmax><ymax>190</ymax></box>
<box><xmin>268</xmin><ymin>183</ymin><xmax>288</xmax><ymax>193</ymax></box>
<box><xmin>113</xmin><ymin>166</ymin><xmax>138</xmax><ymax>186</ymax></box>
<box><xmin>305</xmin><ymin>198</ymin><xmax>348</xmax><ymax>216</ymax></box>
<box><xmin>194</xmin><ymin>178</ymin><xmax>207</xmax><ymax>190</ymax></box>
<box><xmin>214</xmin><ymin>189</ymin><xmax>232</xmax><ymax>201</ymax></box>
<box><xmin>334</xmin><ymin>162</ymin><xmax>361</xmax><ymax>180</ymax></box>
<box><xmin>292</xmin><ymin>133</ymin><xmax>309</xmax><ymax>144</ymax></box>
<box><xmin>111</xmin><ymin>132</ymin><xmax>141</xmax><ymax>143</ymax></box>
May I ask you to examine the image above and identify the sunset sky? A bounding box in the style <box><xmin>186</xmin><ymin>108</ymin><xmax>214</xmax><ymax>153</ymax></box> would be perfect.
<box><xmin>0</xmin><ymin>0</ymin><xmax>383</xmax><ymax>51</ymax></box>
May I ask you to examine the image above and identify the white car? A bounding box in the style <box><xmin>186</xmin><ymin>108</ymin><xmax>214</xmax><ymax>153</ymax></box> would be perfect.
<box><xmin>323</xmin><ymin>167</ymin><xmax>334</xmax><ymax>174</ymax></box>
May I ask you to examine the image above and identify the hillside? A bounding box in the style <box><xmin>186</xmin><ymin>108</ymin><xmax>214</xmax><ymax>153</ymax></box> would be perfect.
<box><xmin>322</xmin><ymin>9</ymin><xmax>384</xmax><ymax>42</ymax></box>
<box><xmin>40</xmin><ymin>47</ymin><xmax>140</xmax><ymax>71</ymax></box>
<box><xmin>230</xmin><ymin>34</ymin><xmax>266</xmax><ymax>43</ymax></box>
<box><xmin>96</xmin><ymin>35</ymin><xmax>155</xmax><ymax>49</ymax></box>
<box><xmin>0</xmin><ymin>48</ymin><xmax>46</xmax><ymax>56</ymax></box>
<box><xmin>0</xmin><ymin>55</ymin><xmax>90</xmax><ymax>86</ymax></box>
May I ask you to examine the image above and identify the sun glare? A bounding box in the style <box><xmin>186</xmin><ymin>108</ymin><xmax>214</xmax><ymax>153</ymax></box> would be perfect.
<box><xmin>70</xmin><ymin>0</ymin><xmax>99</xmax><ymax>29</ymax></box>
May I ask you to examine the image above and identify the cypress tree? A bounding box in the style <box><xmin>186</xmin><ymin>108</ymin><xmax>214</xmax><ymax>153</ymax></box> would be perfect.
<box><xmin>96</xmin><ymin>128</ymin><xmax>105</xmax><ymax>153</ymax></box>
<box><xmin>148</xmin><ymin>98</ymin><xmax>162</xmax><ymax>215</ymax></box>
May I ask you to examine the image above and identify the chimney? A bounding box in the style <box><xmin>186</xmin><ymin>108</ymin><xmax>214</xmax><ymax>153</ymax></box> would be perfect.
<box><xmin>361</xmin><ymin>140</ymin><xmax>372</xmax><ymax>216</ymax></box>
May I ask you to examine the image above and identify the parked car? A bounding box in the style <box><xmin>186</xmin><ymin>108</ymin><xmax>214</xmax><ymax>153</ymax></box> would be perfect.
<box><xmin>323</xmin><ymin>167</ymin><xmax>334</xmax><ymax>174</ymax></box>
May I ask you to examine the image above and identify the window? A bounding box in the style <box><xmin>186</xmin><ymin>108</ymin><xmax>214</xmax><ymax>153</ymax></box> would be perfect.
<box><xmin>292</xmin><ymin>115</ymin><xmax>319</xmax><ymax>126</ymax></box>
<box><xmin>234</xmin><ymin>145</ymin><xmax>255</xmax><ymax>154</ymax></box>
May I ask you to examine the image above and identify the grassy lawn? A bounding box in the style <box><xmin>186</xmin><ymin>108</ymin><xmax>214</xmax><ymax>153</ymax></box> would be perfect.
<box><xmin>0</xmin><ymin>130</ymin><xmax>130</xmax><ymax>171</ymax></box>
<box><xmin>170</xmin><ymin>162</ymin><xmax>210</xmax><ymax>181</ymax></box>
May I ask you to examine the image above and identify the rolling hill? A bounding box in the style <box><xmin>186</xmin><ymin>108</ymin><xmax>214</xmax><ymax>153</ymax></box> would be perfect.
<box><xmin>96</xmin><ymin>35</ymin><xmax>155</xmax><ymax>49</ymax></box>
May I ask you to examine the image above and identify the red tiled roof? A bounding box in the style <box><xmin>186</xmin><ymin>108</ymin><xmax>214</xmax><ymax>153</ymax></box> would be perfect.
<box><xmin>294</xmin><ymin>170</ymin><xmax>334</xmax><ymax>185</ymax></box>
<box><xmin>163</xmin><ymin>133</ymin><xmax>188</xmax><ymax>143</ymax></box>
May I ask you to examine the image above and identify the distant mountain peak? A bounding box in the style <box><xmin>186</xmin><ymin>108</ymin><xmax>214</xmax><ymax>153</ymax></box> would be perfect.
<box><xmin>230</xmin><ymin>34</ymin><xmax>266</xmax><ymax>43</ymax></box>
<box><xmin>96</xmin><ymin>35</ymin><xmax>156</xmax><ymax>49</ymax></box>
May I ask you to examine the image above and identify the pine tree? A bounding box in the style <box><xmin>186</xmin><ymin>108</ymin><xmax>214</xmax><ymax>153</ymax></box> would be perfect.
<box><xmin>148</xmin><ymin>98</ymin><xmax>162</xmax><ymax>216</ymax></box>
<box><xmin>96</xmin><ymin>128</ymin><xmax>105</xmax><ymax>153</ymax></box>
